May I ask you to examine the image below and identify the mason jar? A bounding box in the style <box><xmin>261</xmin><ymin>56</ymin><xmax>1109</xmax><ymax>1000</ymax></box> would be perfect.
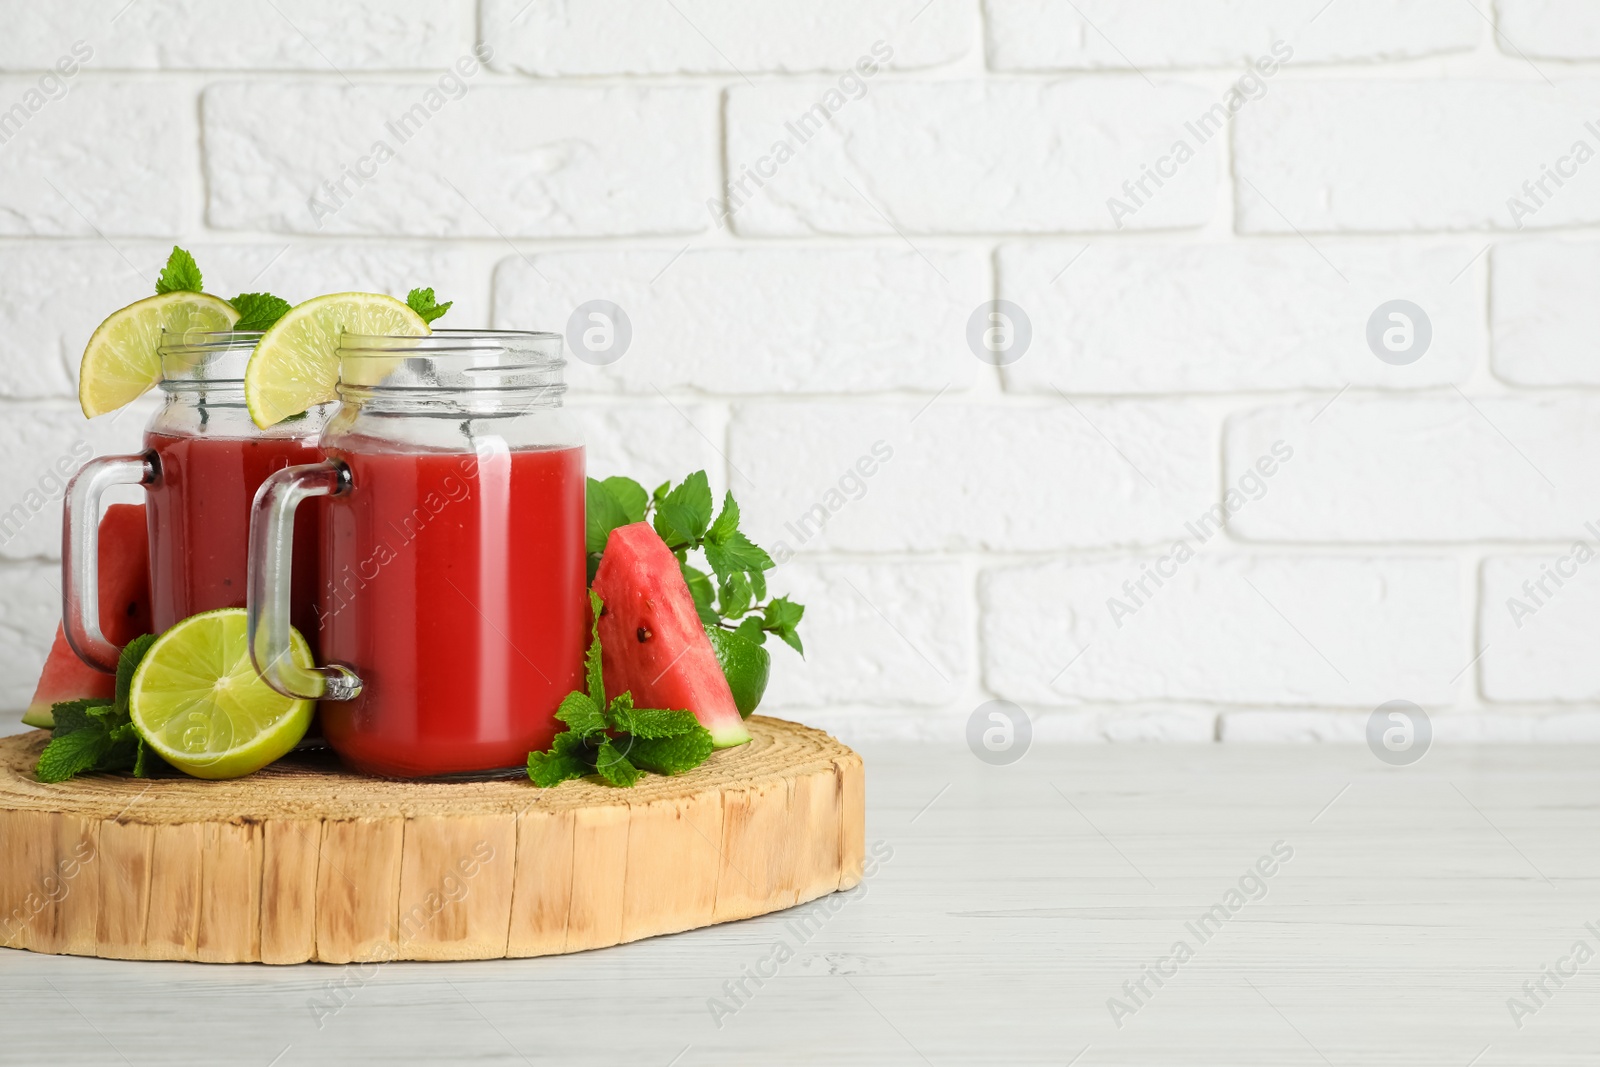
<box><xmin>63</xmin><ymin>331</ymin><xmax>325</xmax><ymax>671</ymax></box>
<box><xmin>248</xmin><ymin>330</ymin><xmax>586</xmax><ymax>778</ymax></box>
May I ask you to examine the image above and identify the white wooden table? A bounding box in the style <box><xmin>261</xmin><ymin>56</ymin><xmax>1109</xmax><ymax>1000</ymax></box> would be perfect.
<box><xmin>2</xmin><ymin>740</ymin><xmax>1596</xmax><ymax>1066</ymax></box>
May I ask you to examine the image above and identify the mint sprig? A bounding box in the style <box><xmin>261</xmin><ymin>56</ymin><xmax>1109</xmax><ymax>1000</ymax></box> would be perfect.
<box><xmin>406</xmin><ymin>287</ymin><xmax>452</xmax><ymax>325</ymax></box>
<box><xmin>586</xmin><ymin>471</ymin><xmax>804</xmax><ymax>654</ymax></box>
<box><xmin>155</xmin><ymin>246</ymin><xmax>203</xmax><ymax>294</ymax></box>
<box><xmin>35</xmin><ymin>634</ymin><xmax>163</xmax><ymax>783</ymax></box>
<box><xmin>152</xmin><ymin>246</ymin><xmax>290</xmax><ymax>330</ymax></box>
<box><xmin>527</xmin><ymin>592</ymin><xmax>713</xmax><ymax>788</ymax></box>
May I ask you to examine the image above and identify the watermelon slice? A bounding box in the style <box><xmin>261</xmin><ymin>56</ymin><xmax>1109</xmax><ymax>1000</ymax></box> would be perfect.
<box><xmin>591</xmin><ymin>522</ymin><xmax>751</xmax><ymax>749</ymax></box>
<box><xmin>22</xmin><ymin>503</ymin><xmax>152</xmax><ymax>729</ymax></box>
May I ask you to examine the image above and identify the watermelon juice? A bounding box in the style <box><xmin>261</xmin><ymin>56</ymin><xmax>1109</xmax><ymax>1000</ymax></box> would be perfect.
<box><xmin>315</xmin><ymin>444</ymin><xmax>587</xmax><ymax>777</ymax></box>
<box><xmin>145</xmin><ymin>431</ymin><xmax>322</xmax><ymax>636</ymax></box>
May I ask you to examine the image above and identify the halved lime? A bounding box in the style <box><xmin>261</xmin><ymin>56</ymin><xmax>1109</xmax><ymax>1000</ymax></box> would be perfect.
<box><xmin>244</xmin><ymin>292</ymin><xmax>427</xmax><ymax>427</ymax></box>
<box><xmin>128</xmin><ymin>608</ymin><xmax>314</xmax><ymax>780</ymax></box>
<box><xmin>78</xmin><ymin>291</ymin><xmax>240</xmax><ymax>417</ymax></box>
<box><xmin>705</xmin><ymin>625</ymin><xmax>770</xmax><ymax>719</ymax></box>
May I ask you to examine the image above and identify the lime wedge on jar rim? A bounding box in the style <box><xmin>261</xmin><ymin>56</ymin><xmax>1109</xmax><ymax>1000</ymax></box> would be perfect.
<box><xmin>244</xmin><ymin>291</ymin><xmax>428</xmax><ymax>427</ymax></box>
<box><xmin>78</xmin><ymin>291</ymin><xmax>240</xmax><ymax>417</ymax></box>
<box><xmin>128</xmin><ymin>608</ymin><xmax>314</xmax><ymax>779</ymax></box>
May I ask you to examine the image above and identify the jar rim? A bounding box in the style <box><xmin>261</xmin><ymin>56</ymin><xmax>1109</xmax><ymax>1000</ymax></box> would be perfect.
<box><xmin>157</xmin><ymin>330</ymin><xmax>264</xmax><ymax>383</ymax></box>
<box><xmin>157</xmin><ymin>329</ymin><xmax>264</xmax><ymax>354</ymax></box>
<box><xmin>339</xmin><ymin>328</ymin><xmax>562</xmax><ymax>359</ymax></box>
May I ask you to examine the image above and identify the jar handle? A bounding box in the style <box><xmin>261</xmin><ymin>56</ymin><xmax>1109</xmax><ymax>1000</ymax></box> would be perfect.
<box><xmin>63</xmin><ymin>453</ymin><xmax>155</xmax><ymax>672</ymax></box>
<box><xmin>248</xmin><ymin>460</ymin><xmax>362</xmax><ymax>701</ymax></box>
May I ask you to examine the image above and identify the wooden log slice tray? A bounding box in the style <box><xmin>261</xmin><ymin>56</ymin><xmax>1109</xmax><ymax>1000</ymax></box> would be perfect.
<box><xmin>0</xmin><ymin>716</ymin><xmax>863</xmax><ymax>964</ymax></box>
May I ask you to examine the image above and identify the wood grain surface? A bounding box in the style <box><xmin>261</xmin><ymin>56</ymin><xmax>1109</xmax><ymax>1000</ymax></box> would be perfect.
<box><xmin>0</xmin><ymin>716</ymin><xmax>864</xmax><ymax>964</ymax></box>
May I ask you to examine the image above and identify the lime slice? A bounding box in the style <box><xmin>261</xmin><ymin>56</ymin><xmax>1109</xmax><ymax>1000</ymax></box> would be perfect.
<box><xmin>245</xmin><ymin>291</ymin><xmax>428</xmax><ymax>427</ymax></box>
<box><xmin>78</xmin><ymin>291</ymin><xmax>240</xmax><ymax>417</ymax></box>
<box><xmin>128</xmin><ymin>608</ymin><xmax>314</xmax><ymax>780</ymax></box>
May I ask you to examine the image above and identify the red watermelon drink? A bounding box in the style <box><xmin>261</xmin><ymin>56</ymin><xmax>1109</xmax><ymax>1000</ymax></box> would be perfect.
<box><xmin>64</xmin><ymin>331</ymin><xmax>325</xmax><ymax>671</ymax></box>
<box><xmin>317</xmin><ymin>446</ymin><xmax>586</xmax><ymax>775</ymax></box>
<box><xmin>248</xmin><ymin>330</ymin><xmax>586</xmax><ymax>777</ymax></box>
<box><xmin>146</xmin><ymin>431</ymin><xmax>322</xmax><ymax>634</ymax></box>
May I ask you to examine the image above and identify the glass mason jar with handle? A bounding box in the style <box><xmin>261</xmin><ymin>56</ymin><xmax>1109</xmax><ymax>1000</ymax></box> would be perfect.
<box><xmin>63</xmin><ymin>331</ymin><xmax>325</xmax><ymax>672</ymax></box>
<box><xmin>248</xmin><ymin>330</ymin><xmax>587</xmax><ymax>778</ymax></box>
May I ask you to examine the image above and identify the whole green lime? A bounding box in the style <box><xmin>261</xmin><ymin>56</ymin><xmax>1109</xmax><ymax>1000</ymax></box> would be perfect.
<box><xmin>705</xmin><ymin>625</ymin><xmax>770</xmax><ymax>718</ymax></box>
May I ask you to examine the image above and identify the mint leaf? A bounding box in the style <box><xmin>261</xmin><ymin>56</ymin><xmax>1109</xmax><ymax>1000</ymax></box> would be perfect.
<box><xmin>763</xmin><ymin>596</ymin><xmax>804</xmax><ymax>631</ymax></box>
<box><xmin>733</xmin><ymin>616</ymin><xmax>767</xmax><ymax>646</ymax></box>
<box><xmin>749</xmin><ymin>565</ymin><xmax>767</xmax><ymax>602</ymax></box>
<box><xmin>527</xmin><ymin>751</ymin><xmax>586</xmax><ymax>787</ymax></box>
<box><xmin>585</xmin><ymin>477</ymin><xmax>630</xmax><ymax>555</ymax></box>
<box><xmin>50</xmin><ymin>698</ymin><xmax>112</xmax><ymax>738</ymax></box>
<box><xmin>602</xmin><ymin>690</ymin><xmax>633</xmax><ymax>729</ymax></box>
<box><xmin>601</xmin><ymin>477</ymin><xmax>649</xmax><ymax>524</ymax></box>
<box><xmin>654</xmin><ymin>471</ymin><xmax>712</xmax><ymax>548</ymax></box>
<box><xmin>102</xmin><ymin>720</ymin><xmax>141</xmax><ymax>773</ymax></box>
<box><xmin>35</xmin><ymin>638</ymin><xmax>156</xmax><ymax>783</ymax></box>
<box><xmin>133</xmin><ymin>739</ymin><xmax>151</xmax><ymax>778</ymax></box>
<box><xmin>772</xmin><ymin>627</ymin><xmax>803</xmax><ymax>656</ymax></box>
<box><xmin>610</xmin><ymin>703</ymin><xmax>699</xmax><ymax>740</ymax></box>
<box><xmin>593</xmin><ymin>739</ymin><xmax>640</xmax><ymax>787</ymax></box>
<box><xmin>555</xmin><ymin>691</ymin><xmax>605</xmax><ymax>738</ymax></box>
<box><xmin>528</xmin><ymin>731</ymin><xmax>590</xmax><ymax>787</ymax></box>
<box><xmin>585</xmin><ymin>589</ymin><xmax>606</xmax><ymax>706</ymax></box>
<box><xmin>114</xmin><ymin>633</ymin><xmax>157</xmax><ymax>712</ymax></box>
<box><xmin>628</xmin><ymin>727</ymin><xmax>714</xmax><ymax>776</ymax></box>
<box><xmin>85</xmin><ymin>704</ymin><xmax>121</xmax><ymax>729</ymax></box>
<box><xmin>34</xmin><ymin>646</ymin><xmax>154</xmax><ymax>782</ymax></box>
<box><xmin>704</xmin><ymin>530</ymin><xmax>773</xmax><ymax>584</ymax></box>
<box><xmin>707</xmin><ymin>492</ymin><xmax>739</xmax><ymax>544</ymax></box>
<box><xmin>764</xmin><ymin>596</ymin><xmax>805</xmax><ymax>656</ymax></box>
<box><xmin>680</xmin><ymin>561</ymin><xmax>717</xmax><ymax>626</ymax></box>
<box><xmin>36</xmin><ymin>729</ymin><xmax>111</xmax><ymax>783</ymax></box>
<box><xmin>406</xmin><ymin>287</ymin><xmax>452</xmax><ymax>325</ymax></box>
<box><xmin>717</xmin><ymin>572</ymin><xmax>752</xmax><ymax>619</ymax></box>
<box><xmin>229</xmin><ymin>292</ymin><xmax>292</xmax><ymax>331</ymax></box>
<box><xmin>155</xmin><ymin>246</ymin><xmax>203</xmax><ymax>294</ymax></box>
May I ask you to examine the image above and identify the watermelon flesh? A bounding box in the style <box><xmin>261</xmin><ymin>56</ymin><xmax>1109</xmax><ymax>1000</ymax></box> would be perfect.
<box><xmin>591</xmin><ymin>523</ymin><xmax>751</xmax><ymax>749</ymax></box>
<box><xmin>23</xmin><ymin>503</ymin><xmax>152</xmax><ymax>728</ymax></box>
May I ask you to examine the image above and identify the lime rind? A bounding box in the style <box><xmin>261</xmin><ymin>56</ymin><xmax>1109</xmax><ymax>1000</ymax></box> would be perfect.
<box><xmin>128</xmin><ymin>608</ymin><xmax>314</xmax><ymax>780</ymax></box>
<box><xmin>705</xmin><ymin>625</ymin><xmax>770</xmax><ymax>719</ymax></box>
<box><xmin>244</xmin><ymin>291</ymin><xmax>428</xmax><ymax>428</ymax></box>
<box><xmin>78</xmin><ymin>291</ymin><xmax>240</xmax><ymax>417</ymax></box>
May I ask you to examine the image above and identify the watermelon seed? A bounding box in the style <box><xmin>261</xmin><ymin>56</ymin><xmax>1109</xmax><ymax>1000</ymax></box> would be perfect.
<box><xmin>637</xmin><ymin>627</ymin><xmax>652</xmax><ymax>642</ymax></box>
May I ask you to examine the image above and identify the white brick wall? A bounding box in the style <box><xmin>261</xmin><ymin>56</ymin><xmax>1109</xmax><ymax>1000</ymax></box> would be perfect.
<box><xmin>203</xmin><ymin>82</ymin><xmax>717</xmax><ymax>236</ymax></box>
<box><xmin>1490</xmin><ymin>240</ymin><xmax>1600</xmax><ymax>385</ymax></box>
<box><xmin>999</xmin><ymin>242</ymin><xmax>1479</xmax><ymax>393</ymax></box>
<box><xmin>494</xmin><ymin>248</ymin><xmax>987</xmax><ymax>394</ymax></box>
<box><xmin>481</xmin><ymin>0</ymin><xmax>973</xmax><ymax>75</ymax></box>
<box><xmin>1496</xmin><ymin>0</ymin><xmax>1600</xmax><ymax>60</ymax></box>
<box><xmin>1479</xmin><ymin>552</ymin><xmax>1600</xmax><ymax>702</ymax></box>
<box><xmin>0</xmin><ymin>80</ymin><xmax>193</xmax><ymax>236</ymax></box>
<box><xmin>1227</xmin><ymin>398</ymin><xmax>1600</xmax><ymax>542</ymax></box>
<box><xmin>727</xmin><ymin>401</ymin><xmax>1214</xmax><ymax>552</ymax></box>
<box><xmin>1235</xmin><ymin>81</ymin><xmax>1600</xmax><ymax>233</ymax></box>
<box><xmin>724</xmin><ymin>79</ymin><xmax>1219</xmax><ymax>234</ymax></box>
<box><xmin>984</xmin><ymin>0</ymin><xmax>1478</xmax><ymax>70</ymax></box>
<box><xmin>0</xmin><ymin>1</ymin><xmax>474</xmax><ymax>70</ymax></box>
<box><xmin>2</xmin><ymin>2</ymin><xmax>1596</xmax><ymax>743</ymax></box>
<box><xmin>981</xmin><ymin>555</ymin><xmax>1462</xmax><ymax>706</ymax></box>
